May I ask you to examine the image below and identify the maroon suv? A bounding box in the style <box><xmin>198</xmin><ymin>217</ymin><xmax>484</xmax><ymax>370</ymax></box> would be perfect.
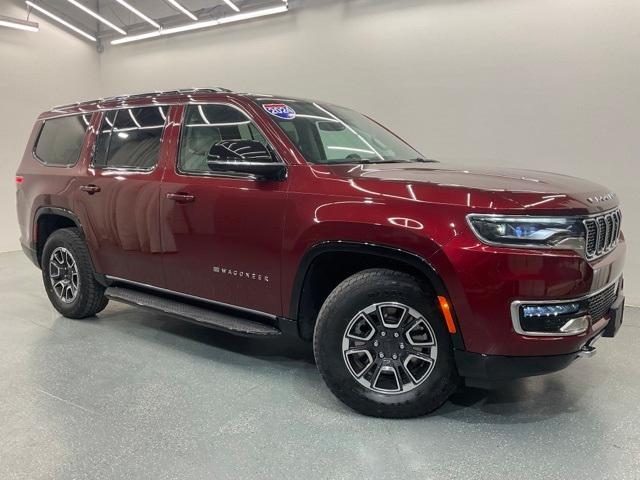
<box><xmin>16</xmin><ymin>88</ymin><xmax>626</xmax><ymax>417</ymax></box>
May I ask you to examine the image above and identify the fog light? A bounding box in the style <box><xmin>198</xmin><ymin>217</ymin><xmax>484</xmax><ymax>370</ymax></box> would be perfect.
<box><xmin>522</xmin><ymin>303</ymin><xmax>580</xmax><ymax>318</ymax></box>
<box><xmin>559</xmin><ymin>315</ymin><xmax>590</xmax><ymax>334</ymax></box>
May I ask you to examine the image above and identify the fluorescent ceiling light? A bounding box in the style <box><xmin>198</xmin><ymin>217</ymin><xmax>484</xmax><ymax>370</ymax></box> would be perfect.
<box><xmin>218</xmin><ymin>6</ymin><xmax>288</xmax><ymax>24</ymax></box>
<box><xmin>65</xmin><ymin>0</ymin><xmax>126</xmax><ymax>35</ymax></box>
<box><xmin>112</xmin><ymin>4</ymin><xmax>288</xmax><ymax>45</ymax></box>
<box><xmin>111</xmin><ymin>30</ymin><xmax>161</xmax><ymax>44</ymax></box>
<box><xmin>222</xmin><ymin>0</ymin><xmax>240</xmax><ymax>13</ymax></box>
<box><xmin>25</xmin><ymin>1</ymin><xmax>96</xmax><ymax>41</ymax></box>
<box><xmin>0</xmin><ymin>14</ymin><xmax>39</xmax><ymax>32</ymax></box>
<box><xmin>165</xmin><ymin>0</ymin><xmax>197</xmax><ymax>21</ymax></box>
<box><xmin>113</xmin><ymin>0</ymin><xmax>160</xmax><ymax>29</ymax></box>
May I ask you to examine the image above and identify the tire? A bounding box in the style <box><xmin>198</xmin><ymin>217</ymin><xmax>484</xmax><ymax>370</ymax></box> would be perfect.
<box><xmin>41</xmin><ymin>228</ymin><xmax>109</xmax><ymax>319</ymax></box>
<box><xmin>313</xmin><ymin>268</ymin><xmax>458</xmax><ymax>418</ymax></box>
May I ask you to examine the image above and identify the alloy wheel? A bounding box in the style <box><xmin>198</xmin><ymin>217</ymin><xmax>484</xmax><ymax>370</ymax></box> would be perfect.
<box><xmin>48</xmin><ymin>247</ymin><xmax>80</xmax><ymax>304</ymax></box>
<box><xmin>342</xmin><ymin>302</ymin><xmax>438</xmax><ymax>394</ymax></box>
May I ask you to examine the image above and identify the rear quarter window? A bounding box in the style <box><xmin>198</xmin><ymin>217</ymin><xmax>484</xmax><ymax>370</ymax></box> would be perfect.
<box><xmin>34</xmin><ymin>115</ymin><xmax>91</xmax><ymax>166</ymax></box>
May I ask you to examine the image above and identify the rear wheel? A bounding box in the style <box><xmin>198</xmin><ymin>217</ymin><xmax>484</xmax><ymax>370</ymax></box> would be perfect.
<box><xmin>41</xmin><ymin>228</ymin><xmax>108</xmax><ymax>319</ymax></box>
<box><xmin>313</xmin><ymin>269</ymin><xmax>458</xmax><ymax>418</ymax></box>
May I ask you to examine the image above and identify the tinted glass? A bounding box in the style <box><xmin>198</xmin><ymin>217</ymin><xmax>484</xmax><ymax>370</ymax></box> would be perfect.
<box><xmin>100</xmin><ymin>107</ymin><xmax>168</xmax><ymax>170</ymax></box>
<box><xmin>179</xmin><ymin>104</ymin><xmax>268</xmax><ymax>174</ymax></box>
<box><xmin>93</xmin><ymin>110</ymin><xmax>117</xmax><ymax>168</ymax></box>
<box><xmin>35</xmin><ymin>115</ymin><xmax>91</xmax><ymax>166</ymax></box>
<box><xmin>254</xmin><ymin>99</ymin><xmax>425</xmax><ymax>165</ymax></box>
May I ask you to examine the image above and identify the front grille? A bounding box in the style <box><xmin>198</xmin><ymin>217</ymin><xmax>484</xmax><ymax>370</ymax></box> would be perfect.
<box><xmin>583</xmin><ymin>209</ymin><xmax>621</xmax><ymax>260</ymax></box>
<box><xmin>587</xmin><ymin>281</ymin><xmax>618</xmax><ymax>321</ymax></box>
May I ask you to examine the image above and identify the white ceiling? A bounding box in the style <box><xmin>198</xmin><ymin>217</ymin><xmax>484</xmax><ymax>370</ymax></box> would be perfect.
<box><xmin>25</xmin><ymin>0</ymin><xmax>285</xmax><ymax>40</ymax></box>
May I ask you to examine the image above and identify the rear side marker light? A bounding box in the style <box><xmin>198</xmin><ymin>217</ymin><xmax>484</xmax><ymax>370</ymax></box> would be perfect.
<box><xmin>16</xmin><ymin>176</ymin><xmax>24</xmax><ymax>184</ymax></box>
<box><xmin>437</xmin><ymin>296</ymin><xmax>457</xmax><ymax>334</ymax></box>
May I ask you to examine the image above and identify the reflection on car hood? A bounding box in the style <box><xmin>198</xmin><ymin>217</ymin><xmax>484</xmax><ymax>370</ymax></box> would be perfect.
<box><xmin>321</xmin><ymin>163</ymin><xmax>618</xmax><ymax>213</ymax></box>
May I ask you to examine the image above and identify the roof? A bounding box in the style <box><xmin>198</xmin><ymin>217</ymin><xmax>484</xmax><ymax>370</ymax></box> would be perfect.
<box><xmin>39</xmin><ymin>88</ymin><xmax>317</xmax><ymax>120</ymax></box>
<box><xmin>42</xmin><ymin>87</ymin><xmax>237</xmax><ymax>119</ymax></box>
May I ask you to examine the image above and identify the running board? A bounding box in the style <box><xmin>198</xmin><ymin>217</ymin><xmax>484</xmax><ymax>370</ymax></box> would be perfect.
<box><xmin>105</xmin><ymin>287</ymin><xmax>281</xmax><ymax>337</ymax></box>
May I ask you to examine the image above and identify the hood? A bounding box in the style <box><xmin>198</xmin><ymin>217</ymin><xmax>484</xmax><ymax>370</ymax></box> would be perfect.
<box><xmin>321</xmin><ymin>163</ymin><xmax>618</xmax><ymax>214</ymax></box>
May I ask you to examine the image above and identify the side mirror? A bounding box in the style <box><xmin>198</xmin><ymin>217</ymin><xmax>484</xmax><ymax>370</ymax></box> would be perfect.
<box><xmin>206</xmin><ymin>140</ymin><xmax>286</xmax><ymax>181</ymax></box>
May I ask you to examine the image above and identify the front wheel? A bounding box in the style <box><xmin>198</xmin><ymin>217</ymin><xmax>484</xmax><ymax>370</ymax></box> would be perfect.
<box><xmin>313</xmin><ymin>269</ymin><xmax>458</xmax><ymax>418</ymax></box>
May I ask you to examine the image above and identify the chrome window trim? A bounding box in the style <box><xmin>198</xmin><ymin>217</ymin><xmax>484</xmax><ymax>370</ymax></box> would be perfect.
<box><xmin>510</xmin><ymin>275</ymin><xmax>621</xmax><ymax>337</ymax></box>
<box><xmin>105</xmin><ymin>275</ymin><xmax>276</xmax><ymax>320</ymax></box>
<box><xmin>466</xmin><ymin>209</ymin><xmax>621</xmax><ymax>258</ymax></box>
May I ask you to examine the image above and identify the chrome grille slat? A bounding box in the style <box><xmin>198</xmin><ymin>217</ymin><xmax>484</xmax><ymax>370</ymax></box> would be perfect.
<box><xmin>604</xmin><ymin>214</ymin><xmax>612</xmax><ymax>246</ymax></box>
<box><xmin>583</xmin><ymin>209</ymin><xmax>621</xmax><ymax>260</ymax></box>
<box><xmin>596</xmin><ymin>217</ymin><xmax>606</xmax><ymax>253</ymax></box>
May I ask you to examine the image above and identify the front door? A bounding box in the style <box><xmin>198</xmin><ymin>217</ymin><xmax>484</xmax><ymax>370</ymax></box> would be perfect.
<box><xmin>160</xmin><ymin>103</ymin><xmax>289</xmax><ymax>315</ymax></box>
<box><xmin>73</xmin><ymin>106</ymin><xmax>169</xmax><ymax>286</ymax></box>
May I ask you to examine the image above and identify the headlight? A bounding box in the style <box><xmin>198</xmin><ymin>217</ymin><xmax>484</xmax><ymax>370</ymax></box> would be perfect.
<box><xmin>467</xmin><ymin>215</ymin><xmax>585</xmax><ymax>250</ymax></box>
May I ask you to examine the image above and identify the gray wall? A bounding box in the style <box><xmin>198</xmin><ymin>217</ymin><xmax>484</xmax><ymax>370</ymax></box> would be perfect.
<box><xmin>0</xmin><ymin>0</ymin><xmax>100</xmax><ymax>252</ymax></box>
<box><xmin>4</xmin><ymin>0</ymin><xmax>639</xmax><ymax>302</ymax></box>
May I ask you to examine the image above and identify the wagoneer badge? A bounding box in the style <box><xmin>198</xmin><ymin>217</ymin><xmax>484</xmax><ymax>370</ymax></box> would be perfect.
<box><xmin>213</xmin><ymin>266</ymin><xmax>269</xmax><ymax>282</ymax></box>
<box><xmin>587</xmin><ymin>192</ymin><xmax>616</xmax><ymax>204</ymax></box>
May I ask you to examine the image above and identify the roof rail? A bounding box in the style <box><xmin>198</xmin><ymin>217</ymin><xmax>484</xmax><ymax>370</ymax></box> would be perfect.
<box><xmin>100</xmin><ymin>87</ymin><xmax>233</xmax><ymax>103</ymax></box>
<box><xmin>50</xmin><ymin>101</ymin><xmax>83</xmax><ymax>111</ymax></box>
<box><xmin>51</xmin><ymin>87</ymin><xmax>233</xmax><ymax>110</ymax></box>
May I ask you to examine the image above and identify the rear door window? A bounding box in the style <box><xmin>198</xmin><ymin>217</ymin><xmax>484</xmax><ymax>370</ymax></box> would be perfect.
<box><xmin>35</xmin><ymin>114</ymin><xmax>91</xmax><ymax>166</ymax></box>
<box><xmin>93</xmin><ymin>107</ymin><xmax>168</xmax><ymax>170</ymax></box>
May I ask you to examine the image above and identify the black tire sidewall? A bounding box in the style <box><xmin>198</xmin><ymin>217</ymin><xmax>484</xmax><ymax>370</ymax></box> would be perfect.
<box><xmin>314</xmin><ymin>270</ymin><xmax>457</xmax><ymax>417</ymax></box>
<box><xmin>41</xmin><ymin>229</ymin><xmax>103</xmax><ymax>318</ymax></box>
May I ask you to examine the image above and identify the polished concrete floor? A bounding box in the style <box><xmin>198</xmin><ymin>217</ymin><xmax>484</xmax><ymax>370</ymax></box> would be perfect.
<box><xmin>0</xmin><ymin>250</ymin><xmax>639</xmax><ymax>480</ymax></box>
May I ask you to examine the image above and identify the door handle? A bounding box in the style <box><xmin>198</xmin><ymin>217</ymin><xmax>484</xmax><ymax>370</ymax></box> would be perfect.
<box><xmin>166</xmin><ymin>192</ymin><xmax>195</xmax><ymax>203</ymax></box>
<box><xmin>80</xmin><ymin>184</ymin><xmax>101</xmax><ymax>194</ymax></box>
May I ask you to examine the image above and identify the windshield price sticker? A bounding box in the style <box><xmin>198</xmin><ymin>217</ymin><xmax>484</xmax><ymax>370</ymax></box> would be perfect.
<box><xmin>263</xmin><ymin>103</ymin><xmax>296</xmax><ymax>120</ymax></box>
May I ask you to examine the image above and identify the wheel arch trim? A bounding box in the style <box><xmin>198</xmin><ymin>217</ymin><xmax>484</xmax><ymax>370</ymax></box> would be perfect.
<box><xmin>32</xmin><ymin>207</ymin><xmax>107</xmax><ymax>286</ymax></box>
<box><xmin>289</xmin><ymin>241</ymin><xmax>465</xmax><ymax>349</ymax></box>
<box><xmin>33</xmin><ymin>207</ymin><xmax>84</xmax><ymax>260</ymax></box>
<box><xmin>33</xmin><ymin>206</ymin><xmax>83</xmax><ymax>235</ymax></box>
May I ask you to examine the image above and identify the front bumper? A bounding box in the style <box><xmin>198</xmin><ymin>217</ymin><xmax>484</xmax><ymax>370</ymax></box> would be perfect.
<box><xmin>432</xmin><ymin>228</ymin><xmax>626</xmax><ymax>357</ymax></box>
<box><xmin>455</xmin><ymin>291</ymin><xmax>625</xmax><ymax>384</ymax></box>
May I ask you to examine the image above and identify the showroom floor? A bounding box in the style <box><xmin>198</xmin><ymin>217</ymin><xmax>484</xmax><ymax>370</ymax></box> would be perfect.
<box><xmin>1</xmin><ymin>251</ymin><xmax>638</xmax><ymax>480</ymax></box>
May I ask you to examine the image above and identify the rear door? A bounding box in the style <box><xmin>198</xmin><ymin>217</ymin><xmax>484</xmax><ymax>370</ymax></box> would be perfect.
<box><xmin>159</xmin><ymin>103</ymin><xmax>288</xmax><ymax>315</ymax></box>
<box><xmin>73</xmin><ymin>106</ymin><xmax>169</xmax><ymax>286</ymax></box>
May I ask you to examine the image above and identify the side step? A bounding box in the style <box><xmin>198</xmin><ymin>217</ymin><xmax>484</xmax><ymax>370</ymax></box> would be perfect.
<box><xmin>105</xmin><ymin>287</ymin><xmax>281</xmax><ymax>337</ymax></box>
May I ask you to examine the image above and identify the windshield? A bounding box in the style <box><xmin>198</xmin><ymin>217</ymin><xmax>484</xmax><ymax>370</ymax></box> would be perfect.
<box><xmin>254</xmin><ymin>98</ymin><xmax>429</xmax><ymax>164</ymax></box>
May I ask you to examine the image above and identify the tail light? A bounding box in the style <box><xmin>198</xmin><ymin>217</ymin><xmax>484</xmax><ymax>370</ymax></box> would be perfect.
<box><xmin>16</xmin><ymin>176</ymin><xmax>24</xmax><ymax>185</ymax></box>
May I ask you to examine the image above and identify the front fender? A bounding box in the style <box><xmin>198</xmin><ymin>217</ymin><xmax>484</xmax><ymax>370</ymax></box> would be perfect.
<box><xmin>280</xmin><ymin>195</ymin><xmax>459</xmax><ymax>317</ymax></box>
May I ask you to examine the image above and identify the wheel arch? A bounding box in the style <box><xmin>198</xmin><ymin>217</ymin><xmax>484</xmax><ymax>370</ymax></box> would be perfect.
<box><xmin>289</xmin><ymin>241</ymin><xmax>465</xmax><ymax>349</ymax></box>
<box><xmin>33</xmin><ymin>207</ymin><xmax>83</xmax><ymax>265</ymax></box>
<box><xmin>32</xmin><ymin>207</ymin><xmax>107</xmax><ymax>286</ymax></box>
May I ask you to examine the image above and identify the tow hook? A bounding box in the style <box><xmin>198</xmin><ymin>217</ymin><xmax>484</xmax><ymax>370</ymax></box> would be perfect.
<box><xmin>578</xmin><ymin>345</ymin><xmax>596</xmax><ymax>358</ymax></box>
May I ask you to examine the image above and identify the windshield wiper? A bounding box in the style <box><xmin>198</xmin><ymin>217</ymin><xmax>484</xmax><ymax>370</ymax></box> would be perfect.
<box><xmin>325</xmin><ymin>159</ymin><xmax>404</xmax><ymax>165</ymax></box>
<box><xmin>323</xmin><ymin>158</ymin><xmax>435</xmax><ymax>165</ymax></box>
<box><xmin>408</xmin><ymin>157</ymin><xmax>437</xmax><ymax>163</ymax></box>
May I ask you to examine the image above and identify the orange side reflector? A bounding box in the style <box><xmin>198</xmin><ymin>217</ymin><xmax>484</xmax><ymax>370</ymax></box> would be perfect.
<box><xmin>438</xmin><ymin>296</ymin><xmax>457</xmax><ymax>334</ymax></box>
